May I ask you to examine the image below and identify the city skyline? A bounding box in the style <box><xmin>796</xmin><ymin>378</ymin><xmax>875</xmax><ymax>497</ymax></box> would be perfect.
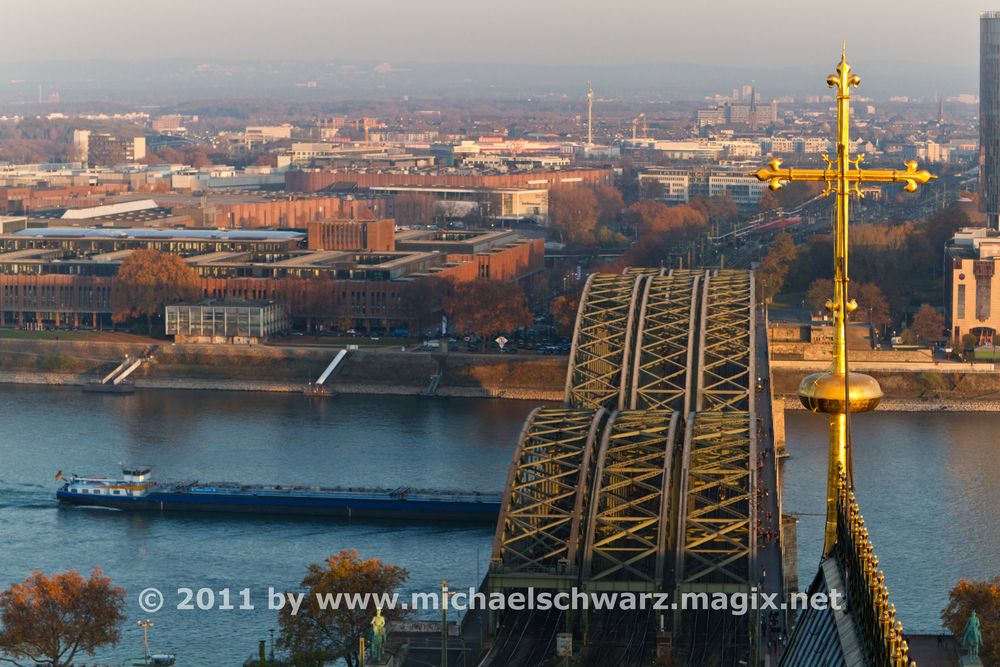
<box><xmin>0</xmin><ymin>1</ymin><xmax>990</xmax><ymax>100</ymax></box>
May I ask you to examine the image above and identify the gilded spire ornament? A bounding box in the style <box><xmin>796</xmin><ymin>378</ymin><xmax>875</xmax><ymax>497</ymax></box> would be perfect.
<box><xmin>753</xmin><ymin>45</ymin><xmax>936</xmax><ymax>552</ymax></box>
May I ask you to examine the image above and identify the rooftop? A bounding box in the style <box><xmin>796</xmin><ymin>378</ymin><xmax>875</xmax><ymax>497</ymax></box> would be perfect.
<box><xmin>12</xmin><ymin>228</ymin><xmax>305</xmax><ymax>241</ymax></box>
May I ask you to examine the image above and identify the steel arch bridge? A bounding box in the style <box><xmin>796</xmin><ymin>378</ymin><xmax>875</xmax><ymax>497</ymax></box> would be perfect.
<box><xmin>486</xmin><ymin>267</ymin><xmax>760</xmax><ymax>665</ymax></box>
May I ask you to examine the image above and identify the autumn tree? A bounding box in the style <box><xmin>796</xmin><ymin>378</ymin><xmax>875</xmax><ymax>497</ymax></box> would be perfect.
<box><xmin>112</xmin><ymin>249</ymin><xmax>201</xmax><ymax>334</ymax></box>
<box><xmin>774</xmin><ymin>181</ymin><xmax>822</xmax><ymax>210</ymax></box>
<box><xmin>908</xmin><ymin>304</ymin><xmax>946</xmax><ymax>344</ymax></box>
<box><xmin>757</xmin><ymin>188</ymin><xmax>781</xmax><ymax>213</ymax></box>
<box><xmin>278</xmin><ymin>550</ymin><xmax>408</xmax><ymax>667</ymax></box>
<box><xmin>640</xmin><ymin>178</ymin><xmax>666</xmax><ymax>201</ymax></box>
<box><xmin>444</xmin><ymin>280</ymin><xmax>532</xmax><ymax>350</ymax></box>
<box><xmin>551</xmin><ymin>293</ymin><xmax>581</xmax><ymax>335</ymax></box>
<box><xmin>756</xmin><ymin>232</ymin><xmax>797</xmax><ymax>304</ymax></box>
<box><xmin>854</xmin><ymin>283</ymin><xmax>892</xmax><ymax>330</ymax></box>
<box><xmin>402</xmin><ymin>276</ymin><xmax>452</xmax><ymax>333</ymax></box>
<box><xmin>941</xmin><ymin>577</ymin><xmax>1000</xmax><ymax>666</ymax></box>
<box><xmin>702</xmin><ymin>193</ymin><xmax>739</xmax><ymax>222</ymax></box>
<box><xmin>593</xmin><ymin>185</ymin><xmax>625</xmax><ymax>228</ymax></box>
<box><xmin>622</xmin><ymin>201</ymin><xmax>708</xmax><ymax>240</ymax></box>
<box><xmin>393</xmin><ymin>192</ymin><xmax>437</xmax><ymax>227</ymax></box>
<box><xmin>549</xmin><ymin>185</ymin><xmax>599</xmax><ymax>245</ymax></box>
<box><xmin>805</xmin><ymin>278</ymin><xmax>834</xmax><ymax>314</ymax></box>
<box><xmin>0</xmin><ymin>568</ymin><xmax>126</xmax><ymax>667</ymax></box>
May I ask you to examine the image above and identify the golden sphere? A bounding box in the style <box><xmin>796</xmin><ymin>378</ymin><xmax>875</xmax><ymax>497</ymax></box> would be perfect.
<box><xmin>798</xmin><ymin>371</ymin><xmax>882</xmax><ymax>414</ymax></box>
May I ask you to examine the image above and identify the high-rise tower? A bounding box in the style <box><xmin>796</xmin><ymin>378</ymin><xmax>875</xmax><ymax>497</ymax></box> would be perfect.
<box><xmin>981</xmin><ymin>12</ymin><xmax>1000</xmax><ymax>228</ymax></box>
<box><xmin>587</xmin><ymin>82</ymin><xmax>593</xmax><ymax>146</ymax></box>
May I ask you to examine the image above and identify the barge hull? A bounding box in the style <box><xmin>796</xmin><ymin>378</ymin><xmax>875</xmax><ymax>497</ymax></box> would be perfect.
<box><xmin>56</xmin><ymin>491</ymin><xmax>499</xmax><ymax>521</ymax></box>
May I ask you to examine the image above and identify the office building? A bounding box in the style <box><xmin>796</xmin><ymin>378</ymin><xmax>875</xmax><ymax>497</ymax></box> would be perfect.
<box><xmin>982</xmin><ymin>11</ymin><xmax>1000</xmax><ymax>227</ymax></box>
<box><xmin>945</xmin><ymin>227</ymin><xmax>1000</xmax><ymax>342</ymax></box>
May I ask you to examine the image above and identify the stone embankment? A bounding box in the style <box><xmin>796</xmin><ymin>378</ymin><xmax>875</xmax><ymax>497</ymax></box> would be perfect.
<box><xmin>0</xmin><ymin>339</ymin><xmax>568</xmax><ymax>400</ymax></box>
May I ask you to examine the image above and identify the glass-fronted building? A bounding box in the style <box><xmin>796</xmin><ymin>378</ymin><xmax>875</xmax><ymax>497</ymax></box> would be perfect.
<box><xmin>982</xmin><ymin>12</ymin><xmax>1000</xmax><ymax>228</ymax></box>
<box><xmin>165</xmin><ymin>300</ymin><xmax>288</xmax><ymax>344</ymax></box>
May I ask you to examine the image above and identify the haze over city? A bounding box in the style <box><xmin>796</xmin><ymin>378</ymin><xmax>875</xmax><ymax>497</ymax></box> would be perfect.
<box><xmin>0</xmin><ymin>0</ymin><xmax>987</xmax><ymax>101</ymax></box>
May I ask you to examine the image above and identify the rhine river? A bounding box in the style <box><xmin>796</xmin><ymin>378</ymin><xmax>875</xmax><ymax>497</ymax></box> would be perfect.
<box><xmin>0</xmin><ymin>385</ymin><xmax>997</xmax><ymax>664</ymax></box>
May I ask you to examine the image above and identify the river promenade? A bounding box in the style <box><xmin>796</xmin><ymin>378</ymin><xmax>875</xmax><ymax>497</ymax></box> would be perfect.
<box><xmin>0</xmin><ymin>337</ymin><xmax>567</xmax><ymax>400</ymax></box>
<box><xmin>3</xmin><ymin>335</ymin><xmax>1000</xmax><ymax>407</ymax></box>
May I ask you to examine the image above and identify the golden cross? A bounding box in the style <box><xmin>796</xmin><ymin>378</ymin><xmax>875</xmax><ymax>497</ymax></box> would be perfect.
<box><xmin>752</xmin><ymin>45</ymin><xmax>936</xmax><ymax>553</ymax></box>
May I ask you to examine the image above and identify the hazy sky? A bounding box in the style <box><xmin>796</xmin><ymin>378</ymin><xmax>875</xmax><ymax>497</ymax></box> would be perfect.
<box><xmin>0</xmin><ymin>0</ymin><xmax>986</xmax><ymax>69</ymax></box>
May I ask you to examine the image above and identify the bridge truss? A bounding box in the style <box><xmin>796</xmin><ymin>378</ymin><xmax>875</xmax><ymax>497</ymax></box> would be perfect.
<box><xmin>582</xmin><ymin>410</ymin><xmax>679</xmax><ymax>591</ymax></box>
<box><xmin>491</xmin><ymin>407</ymin><xmax>605</xmax><ymax>586</ymax></box>
<box><xmin>697</xmin><ymin>269</ymin><xmax>755</xmax><ymax>412</ymax></box>
<box><xmin>629</xmin><ymin>271</ymin><xmax>702</xmax><ymax>414</ymax></box>
<box><xmin>675</xmin><ymin>410</ymin><xmax>757</xmax><ymax>588</ymax></box>
<box><xmin>489</xmin><ymin>268</ymin><xmax>759</xmax><ymax>664</ymax></box>
<box><xmin>565</xmin><ymin>273</ymin><xmax>644</xmax><ymax>410</ymax></box>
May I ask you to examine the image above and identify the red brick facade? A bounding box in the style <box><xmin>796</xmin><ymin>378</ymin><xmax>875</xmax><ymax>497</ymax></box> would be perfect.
<box><xmin>285</xmin><ymin>168</ymin><xmax>613</xmax><ymax>193</ymax></box>
<box><xmin>307</xmin><ymin>219</ymin><xmax>396</xmax><ymax>251</ymax></box>
<box><xmin>206</xmin><ymin>196</ymin><xmax>388</xmax><ymax>228</ymax></box>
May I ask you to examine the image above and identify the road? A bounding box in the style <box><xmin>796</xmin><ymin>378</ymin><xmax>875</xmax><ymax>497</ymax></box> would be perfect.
<box><xmin>755</xmin><ymin>307</ymin><xmax>787</xmax><ymax>665</ymax></box>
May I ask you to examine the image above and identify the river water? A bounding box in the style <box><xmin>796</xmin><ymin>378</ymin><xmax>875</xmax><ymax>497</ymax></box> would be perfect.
<box><xmin>0</xmin><ymin>386</ymin><xmax>995</xmax><ymax>664</ymax></box>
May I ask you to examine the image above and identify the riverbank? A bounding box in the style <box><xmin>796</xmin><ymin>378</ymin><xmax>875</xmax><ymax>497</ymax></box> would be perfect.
<box><xmin>6</xmin><ymin>337</ymin><xmax>1000</xmax><ymax>407</ymax></box>
<box><xmin>0</xmin><ymin>339</ymin><xmax>567</xmax><ymax>400</ymax></box>
<box><xmin>778</xmin><ymin>395</ymin><xmax>1000</xmax><ymax>412</ymax></box>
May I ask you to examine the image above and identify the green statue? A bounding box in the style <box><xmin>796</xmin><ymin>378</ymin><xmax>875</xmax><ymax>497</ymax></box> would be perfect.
<box><xmin>963</xmin><ymin>610</ymin><xmax>983</xmax><ymax>658</ymax></box>
<box><xmin>370</xmin><ymin>607</ymin><xmax>387</xmax><ymax>662</ymax></box>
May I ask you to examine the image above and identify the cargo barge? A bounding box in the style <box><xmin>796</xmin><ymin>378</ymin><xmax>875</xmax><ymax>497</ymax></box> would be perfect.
<box><xmin>57</xmin><ymin>467</ymin><xmax>501</xmax><ymax>521</ymax></box>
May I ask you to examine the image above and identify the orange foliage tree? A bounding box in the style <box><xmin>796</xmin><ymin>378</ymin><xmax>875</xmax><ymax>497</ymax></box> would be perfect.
<box><xmin>278</xmin><ymin>550</ymin><xmax>409</xmax><ymax>667</ymax></box>
<box><xmin>0</xmin><ymin>568</ymin><xmax>126</xmax><ymax>667</ymax></box>
<box><xmin>549</xmin><ymin>185</ymin><xmax>599</xmax><ymax>245</ymax></box>
<box><xmin>551</xmin><ymin>293</ymin><xmax>581</xmax><ymax>335</ymax></box>
<box><xmin>111</xmin><ymin>249</ymin><xmax>201</xmax><ymax>333</ymax></box>
<box><xmin>907</xmin><ymin>304</ymin><xmax>946</xmax><ymax>344</ymax></box>
<box><xmin>445</xmin><ymin>279</ymin><xmax>532</xmax><ymax>349</ymax></box>
<box><xmin>941</xmin><ymin>577</ymin><xmax>1000</xmax><ymax>666</ymax></box>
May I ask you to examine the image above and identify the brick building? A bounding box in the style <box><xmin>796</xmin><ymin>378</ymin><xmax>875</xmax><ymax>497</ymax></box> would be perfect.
<box><xmin>307</xmin><ymin>219</ymin><xmax>395</xmax><ymax>251</ymax></box>
<box><xmin>0</xmin><ymin>226</ymin><xmax>543</xmax><ymax>332</ymax></box>
<box><xmin>285</xmin><ymin>168</ymin><xmax>613</xmax><ymax>193</ymax></box>
<box><xmin>200</xmin><ymin>196</ymin><xmax>387</xmax><ymax>228</ymax></box>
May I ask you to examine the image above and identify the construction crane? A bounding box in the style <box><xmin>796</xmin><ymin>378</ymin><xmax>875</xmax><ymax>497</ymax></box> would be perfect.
<box><xmin>362</xmin><ymin>117</ymin><xmax>385</xmax><ymax>147</ymax></box>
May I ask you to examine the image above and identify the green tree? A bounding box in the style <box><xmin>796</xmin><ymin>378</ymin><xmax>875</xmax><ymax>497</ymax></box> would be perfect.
<box><xmin>941</xmin><ymin>577</ymin><xmax>1000</xmax><ymax>666</ymax></box>
<box><xmin>111</xmin><ymin>249</ymin><xmax>202</xmax><ymax>334</ymax></box>
<box><xmin>549</xmin><ymin>185</ymin><xmax>599</xmax><ymax>245</ymax></box>
<box><xmin>909</xmin><ymin>304</ymin><xmax>946</xmax><ymax>343</ymax></box>
<box><xmin>278</xmin><ymin>550</ymin><xmax>409</xmax><ymax>667</ymax></box>
<box><xmin>0</xmin><ymin>568</ymin><xmax>127</xmax><ymax>667</ymax></box>
<box><xmin>445</xmin><ymin>280</ymin><xmax>533</xmax><ymax>350</ymax></box>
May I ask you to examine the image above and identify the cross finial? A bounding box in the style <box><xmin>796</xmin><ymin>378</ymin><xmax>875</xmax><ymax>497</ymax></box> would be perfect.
<box><xmin>751</xmin><ymin>49</ymin><xmax>935</xmax><ymax>555</ymax></box>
